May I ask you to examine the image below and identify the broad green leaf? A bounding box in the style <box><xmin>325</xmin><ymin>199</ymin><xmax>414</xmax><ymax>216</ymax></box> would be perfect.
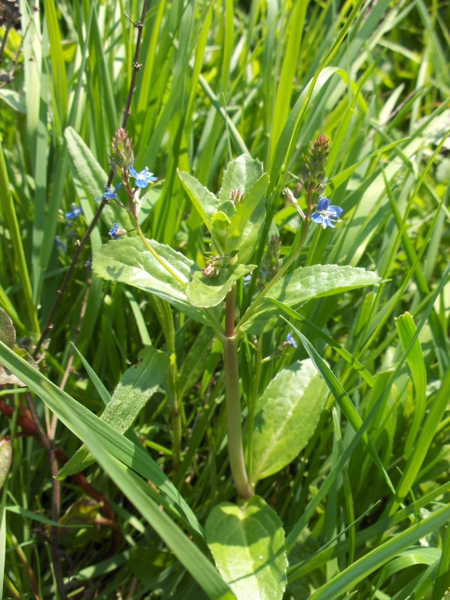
<box><xmin>249</xmin><ymin>360</ymin><xmax>327</xmax><ymax>485</ymax></box>
<box><xmin>59</xmin><ymin>347</ymin><xmax>169</xmax><ymax>477</ymax></box>
<box><xmin>93</xmin><ymin>237</ymin><xmax>218</xmax><ymax>327</ymax></box>
<box><xmin>217</xmin><ymin>155</ymin><xmax>264</xmax><ymax>203</ymax></box>
<box><xmin>187</xmin><ymin>264</ymin><xmax>255</xmax><ymax>308</ymax></box>
<box><xmin>178</xmin><ymin>169</ymin><xmax>221</xmax><ymax>231</ymax></box>
<box><xmin>206</xmin><ymin>496</ymin><xmax>287</xmax><ymax>600</ymax></box>
<box><xmin>239</xmin><ymin>265</ymin><xmax>381</xmax><ymax>334</ymax></box>
<box><xmin>179</xmin><ymin>157</ymin><xmax>266</xmax><ymax>260</ymax></box>
<box><xmin>235</xmin><ymin>200</ymin><xmax>266</xmax><ymax>265</ymax></box>
<box><xmin>226</xmin><ymin>173</ymin><xmax>269</xmax><ymax>262</ymax></box>
<box><xmin>211</xmin><ymin>211</ymin><xmax>232</xmax><ymax>252</ymax></box>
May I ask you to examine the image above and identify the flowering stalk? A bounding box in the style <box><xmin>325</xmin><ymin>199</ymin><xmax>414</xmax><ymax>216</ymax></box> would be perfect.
<box><xmin>237</xmin><ymin>135</ymin><xmax>343</xmax><ymax>334</ymax></box>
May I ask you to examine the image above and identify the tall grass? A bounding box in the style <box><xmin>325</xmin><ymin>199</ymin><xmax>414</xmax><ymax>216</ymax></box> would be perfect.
<box><xmin>0</xmin><ymin>0</ymin><xmax>449</xmax><ymax>598</ymax></box>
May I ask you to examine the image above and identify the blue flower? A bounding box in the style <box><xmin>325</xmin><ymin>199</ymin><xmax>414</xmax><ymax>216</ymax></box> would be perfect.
<box><xmin>129</xmin><ymin>166</ymin><xmax>157</xmax><ymax>189</ymax></box>
<box><xmin>311</xmin><ymin>197</ymin><xmax>343</xmax><ymax>229</ymax></box>
<box><xmin>109</xmin><ymin>223</ymin><xmax>120</xmax><ymax>241</ymax></box>
<box><xmin>103</xmin><ymin>182</ymin><xmax>123</xmax><ymax>200</ymax></box>
<box><xmin>65</xmin><ymin>203</ymin><xmax>83</xmax><ymax>220</ymax></box>
<box><xmin>285</xmin><ymin>333</ymin><xmax>298</xmax><ymax>348</ymax></box>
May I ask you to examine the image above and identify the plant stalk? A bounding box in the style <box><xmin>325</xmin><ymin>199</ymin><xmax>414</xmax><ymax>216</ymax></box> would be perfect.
<box><xmin>224</xmin><ymin>286</ymin><xmax>253</xmax><ymax>499</ymax></box>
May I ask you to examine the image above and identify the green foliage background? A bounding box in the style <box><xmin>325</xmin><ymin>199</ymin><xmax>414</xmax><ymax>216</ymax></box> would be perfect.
<box><xmin>0</xmin><ymin>0</ymin><xmax>449</xmax><ymax>598</ymax></box>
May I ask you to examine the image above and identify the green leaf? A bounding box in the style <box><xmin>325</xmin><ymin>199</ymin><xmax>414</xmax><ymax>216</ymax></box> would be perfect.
<box><xmin>206</xmin><ymin>496</ymin><xmax>287</xmax><ymax>600</ymax></box>
<box><xmin>211</xmin><ymin>211</ymin><xmax>232</xmax><ymax>252</ymax></box>
<box><xmin>178</xmin><ymin>169</ymin><xmax>221</xmax><ymax>231</ymax></box>
<box><xmin>59</xmin><ymin>347</ymin><xmax>169</xmax><ymax>477</ymax></box>
<box><xmin>249</xmin><ymin>359</ymin><xmax>327</xmax><ymax>485</ymax></box>
<box><xmin>395</xmin><ymin>313</ymin><xmax>427</xmax><ymax>457</ymax></box>
<box><xmin>217</xmin><ymin>155</ymin><xmax>264</xmax><ymax>203</ymax></box>
<box><xmin>187</xmin><ymin>264</ymin><xmax>255</xmax><ymax>308</ymax></box>
<box><xmin>226</xmin><ymin>173</ymin><xmax>269</xmax><ymax>263</ymax></box>
<box><xmin>93</xmin><ymin>237</ymin><xmax>218</xmax><ymax>327</ymax></box>
<box><xmin>240</xmin><ymin>265</ymin><xmax>381</xmax><ymax>334</ymax></box>
<box><xmin>179</xmin><ymin>157</ymin><xmax>267</xmax><ymax>261</ymax></box>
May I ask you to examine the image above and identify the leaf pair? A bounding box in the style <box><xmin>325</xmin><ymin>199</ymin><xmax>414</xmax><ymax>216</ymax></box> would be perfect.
<box><xmin>178</xmin><ymin>155</ymin><xmax>269</xmax><ymax>264</ymax></box>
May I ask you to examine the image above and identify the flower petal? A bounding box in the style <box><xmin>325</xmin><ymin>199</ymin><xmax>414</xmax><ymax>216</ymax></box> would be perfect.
<box><xmin>317</xmin><ymin>197</ymin><xmax>331</xmax><ymax>211</ymax></box>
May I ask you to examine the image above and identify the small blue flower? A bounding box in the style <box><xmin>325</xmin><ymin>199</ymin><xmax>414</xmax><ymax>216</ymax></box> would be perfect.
<box><xmin>285</xmin><ymin>333</ymin><xmax>298</xmax><ymax>348</ymax></box>
<box><xmin>103</xmin><ymin>182</ymin><xmax>123</xmax><ymax>200</ymax></box>
<box><xmin>129</xmin><ymin>166</ymin><xmax>158</xmax><ymax>189</ymax></box>
<box><xmin>244</xmin><ymin>273</ymin><xmax>252</xmax><ymax>286</ymax></box>
<box><xmin>65</xmin><ymin>203</ymin><xmax>83</xmax><ymax>220</ymax></box>
<box><xmin>311</xmin><ymin>197</ymin><xmax>343</xmax><ymax>229</ymax></box>
<box><xmin>109</xmin><ymin>223</ymin><xmax>120</xmax><ymax>240</ymax></box>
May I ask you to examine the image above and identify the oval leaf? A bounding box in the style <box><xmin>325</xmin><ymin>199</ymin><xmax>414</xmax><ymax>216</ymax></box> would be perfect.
<box><xmin>249</xmin><ymin>359</ymin><xmax>327</xmax><ymax>484</ymax></box>
<box><xmin>178</xmin><ymin>169</ymin><xmax>220</xmax><ymax>231</ymax></box>
<box><xmin>218</xmin><ymin>155</ymin><xmax>264</xmax><ymax>203</ymax></box>
<box><xmin>206</xmin><ymin>496</ymin><xmax>287</xmax><ymax>600</ymax></box>
<box><xmin>240</xmin><ymin>265</ymin><xmax>381</xmax><ymax>334</ymax></box>
<box><xmin>226</xmin><ymin>173</ymin><xmax>269</xmax><ymax>263</ymax></box>
<box><xmin>93</xmin><ymin>236</ymin><xmax>218</xmax><ymax>327</ymax></box>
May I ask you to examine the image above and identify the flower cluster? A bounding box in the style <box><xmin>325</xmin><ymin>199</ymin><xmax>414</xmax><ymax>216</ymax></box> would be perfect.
<box><xmin>300</xmin><ymin>134</ymin><xmax>330</xmax><ymax>189</ymax></box>
<box><xmin>110</xmin><ymin>128</ymin><xmax>135</xmax><ymax>172</ymax></box>
<box><xmin>283</xmin><ymin>135</ymin><xmax>344</xmax><ymax>230</ymax></box>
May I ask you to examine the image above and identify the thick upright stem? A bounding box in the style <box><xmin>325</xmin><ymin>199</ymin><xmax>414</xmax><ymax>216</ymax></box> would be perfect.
<box><xmin>224</xmin><ymin>286</ymin><xmax>253</xmax><ymax>499</ymax></box>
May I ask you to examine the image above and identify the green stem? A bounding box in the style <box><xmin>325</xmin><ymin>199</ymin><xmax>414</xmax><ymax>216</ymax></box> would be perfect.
<box><xmin>224</xmin><ymin>286</ymin><xmax>253</xmax><ymax>499</ymax></box>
